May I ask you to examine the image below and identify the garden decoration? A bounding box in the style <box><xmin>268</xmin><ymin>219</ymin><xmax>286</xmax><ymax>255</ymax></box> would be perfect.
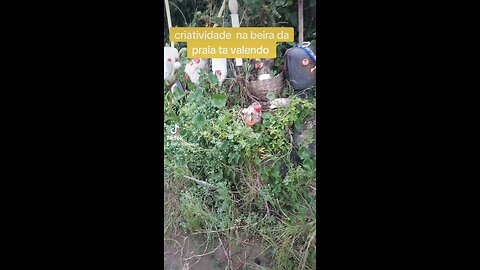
<box><xmin>185</xmin><ymin>58</ymin><xmax>208</xmax><ymax>85</ymax></box>
<box><xmin>245</xmin><ymin>11</ymin><xmax>285</xmax><ymax>101</ymax></box>
<box><xmin>247</xmin><ymin>69</ymin><xmax>285</xmax><ymax>101</ymax></box>
<box><xmin>241</xmin><ymin>101</ymin><xmax>263</xmax><ymax>126</ymax></box>
<box><xmin>164</xmin><ymin>46</ymin><xmax>181</xmax><ymax>85</ymax></box>
<box><xmin>211</xmin><ymin>58</ymin><xmax>227</xmax><ymax>83</ymax></box>
<box><xmin>208</xmin><ymin>1</ymin><xmax>229</xmax><ymax>85</ymax></box>
<box><xmin>163</xmin><ymin>0</ymin><xmax>182</xmax><ymax>86</ymax></box>
<box><xmin>254</xmin><ymin>58</ymin><xmax>275</xmax><ymax>81</ymax></box>
<box><xmin>285</xmin><ymin>0</ymin><xmax>316</xmax><ymax>91</ymax></box>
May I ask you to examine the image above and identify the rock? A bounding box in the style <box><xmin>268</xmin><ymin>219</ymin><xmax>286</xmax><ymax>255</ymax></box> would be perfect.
<box><xmin>280</xmin><ymin>163</ymin><xmax>289</xmax><ymax>179</ymax></box>
<box><xmin>290</xmin><ymin>150</ymin><xmax>301</xmax><ymax>167</ymax></box>
<box><xmin>269</xmin><ymin>98</ymin><xmax>291</xmax><ymax>109</ymax></box>
<box><xmin>293</xmin><ymin>119</ymin><xmax>316</xmax><ymax>157</ymax></box>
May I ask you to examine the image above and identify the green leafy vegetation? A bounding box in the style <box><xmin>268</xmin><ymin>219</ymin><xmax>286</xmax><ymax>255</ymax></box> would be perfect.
<box><xmin>164</xmin><ymin>64</ymin><xmax>316</xmax><ymax>269</ymax></box>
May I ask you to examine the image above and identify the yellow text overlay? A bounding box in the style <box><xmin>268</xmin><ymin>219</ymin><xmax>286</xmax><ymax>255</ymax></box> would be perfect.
<box><xmin>170</xmin><ymin>27</ymin><xmax>294</xmax><ymax>58</ymax></box>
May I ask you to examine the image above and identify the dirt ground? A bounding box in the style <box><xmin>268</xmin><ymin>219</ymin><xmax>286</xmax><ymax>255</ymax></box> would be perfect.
<box><xmin>164</xmin><ymin>229</ymin><xmax>271</xmax><ymax>270</ymax></box>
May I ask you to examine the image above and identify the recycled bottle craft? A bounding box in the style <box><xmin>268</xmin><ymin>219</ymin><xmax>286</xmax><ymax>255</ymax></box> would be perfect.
<box><xmin>285</xmin><ymin>43</ymin><xmax>316</xmax><ymax>91</ymax></box>
<box><xmin>285</xmin><ymin>0</ymin><xmax>317</xmax><ymax>91</ymax></box>
<box><xmin>164</xmin><ymin>47</ymin><xmax>181</xmax><ymax>85</ymax></box>
<box><xmin>185</xmin><ymin>58</ymin><xmax>208</xmax><ymax>85</ymax></box>
<box><xmin>211</xmin><ymin>58</ymin><xmax>227</xmax><ymax>83</ymax></box>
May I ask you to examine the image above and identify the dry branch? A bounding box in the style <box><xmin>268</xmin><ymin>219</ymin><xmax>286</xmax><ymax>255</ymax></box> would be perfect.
<box><xmin>183</xmin><ymin>175</ymin><xmax>217</xmax><ymax>190</ymax></box>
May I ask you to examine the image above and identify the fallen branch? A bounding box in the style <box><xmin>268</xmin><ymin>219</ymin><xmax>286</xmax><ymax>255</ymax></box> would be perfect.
<box><xmin>189</xmin><ymin>222</ymin><xmax>259</xmax><ymax>237</ymax></box>
<box><xmin>183</xmin><ymin>243</ymin><xmax>222</xmax><ymax>261</ymax></box>
<box><xmin>218</xmin><ymin>233</ymin><xmax>233</xmax><ymax>269</ymax></box>
<box><xmin>183</xmin><ymin>175</ymin><xmax>217</xmax><ymax>190</ymax></box>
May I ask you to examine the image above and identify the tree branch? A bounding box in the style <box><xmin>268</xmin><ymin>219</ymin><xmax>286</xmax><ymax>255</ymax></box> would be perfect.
<box><xmin>183</xmin><ymin>175</ymin><xmax>217</xmax><ymax>190</ymax></box>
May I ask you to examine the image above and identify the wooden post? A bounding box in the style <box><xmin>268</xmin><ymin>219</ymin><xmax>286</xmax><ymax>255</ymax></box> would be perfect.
<box><xmin>165</xmin><ymin>0</ymin><xmax>174</xmax><ymax>47</ymax></box>
<box><xmin>229</xmin><ymin>0</ymin><xmax>243</xmax><ymax>66</ymax></box>
<box><xmin>298</xmin><ymin>0</ymin><xmax>303</xmax><ymax>45</ymax></box>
